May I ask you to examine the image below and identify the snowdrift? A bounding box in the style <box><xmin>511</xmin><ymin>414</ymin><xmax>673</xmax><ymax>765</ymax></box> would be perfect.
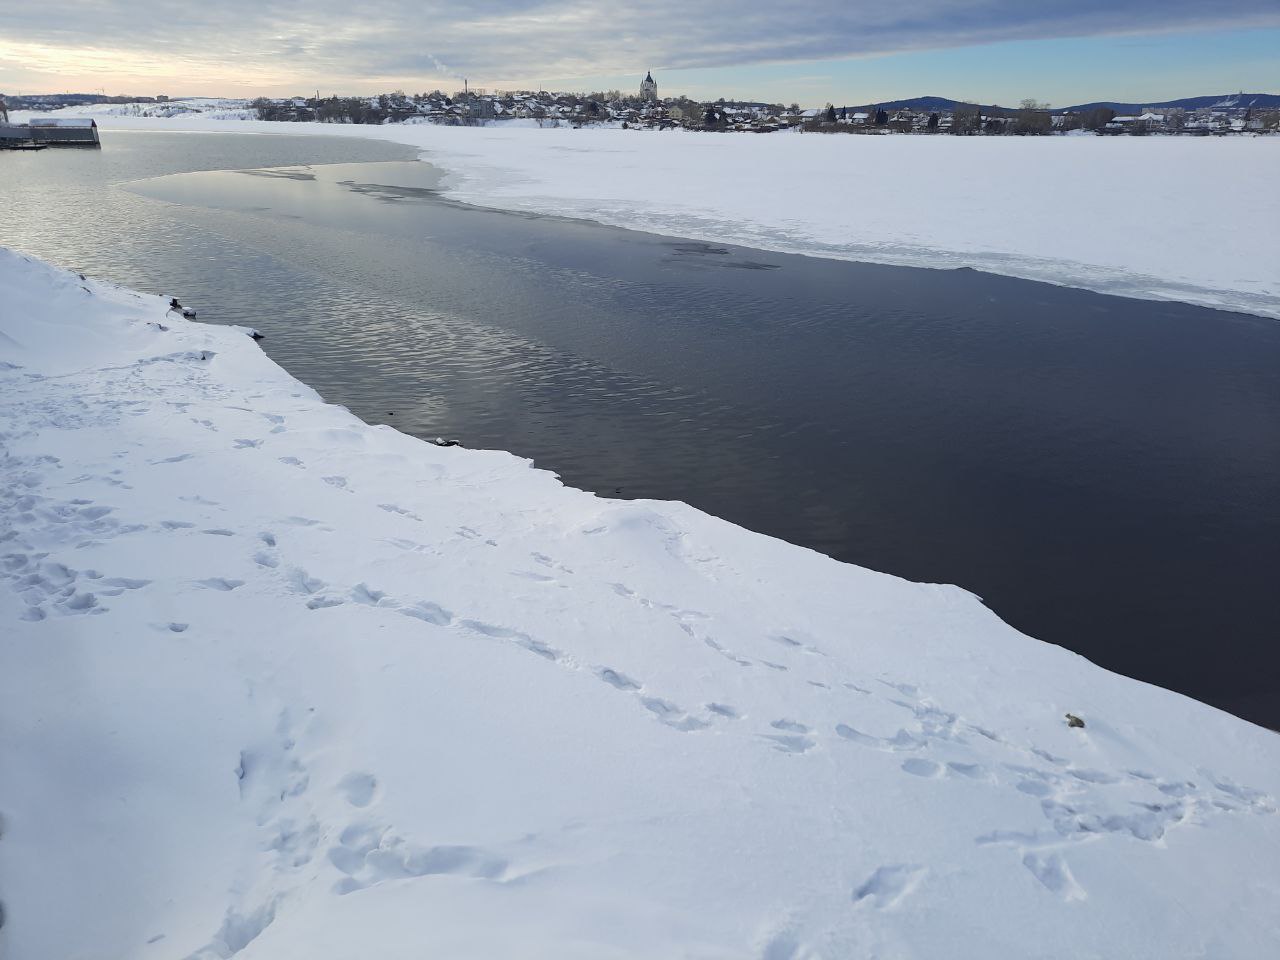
<box><xmin>1</xmin><ymin>247</ymin><xmax>1278</xmax><ymax>958</ymax></box>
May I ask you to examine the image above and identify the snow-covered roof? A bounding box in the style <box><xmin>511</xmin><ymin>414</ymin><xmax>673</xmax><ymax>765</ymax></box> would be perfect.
<box><xmin>29</xmin><ymin>117</ymin><xmax>96</xmax><ymax>127</ymax></box>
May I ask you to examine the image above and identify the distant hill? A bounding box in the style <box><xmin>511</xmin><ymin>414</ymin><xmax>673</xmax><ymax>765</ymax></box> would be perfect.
<box><xmin>1</xmin><ymin>92</ymin><xmax>158</xmax><ymax>110</ymax></box>
<box><xmin>841</xmin><ymin>96</ymin><xmax>998</xmax><ymax>114</ymax></box>
<box><xmin>838</xmin><ymin>93</ymin><xmax>1279</xmax><ymax>115</ymax></box>
<box><xmin>1055</xmin><ymin>93</ymin><xmax>1280</xmax><ymax>114</ymax></box>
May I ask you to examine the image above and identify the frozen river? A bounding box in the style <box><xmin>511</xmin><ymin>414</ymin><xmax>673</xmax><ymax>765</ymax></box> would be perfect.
<box><xmin>5</xmin><ymin>129</ymin><xmax>1278</xmax><ymax>727</ymax></box>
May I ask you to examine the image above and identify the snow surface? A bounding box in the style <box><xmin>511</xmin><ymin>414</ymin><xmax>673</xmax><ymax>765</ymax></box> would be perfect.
<box><xmin>14</xmin><ymin>111</ymin><xmax>1280</xmax><ymax>318</ymax></box>
<box><xmin>12</xmin><ymin>98</ymin><xmax>256</xmax><ymax>121</ymax></box>
<box><xmin>3</xmin><ymin>248</ymin><xmax>1280</xmax><ymax>959</ymax></box>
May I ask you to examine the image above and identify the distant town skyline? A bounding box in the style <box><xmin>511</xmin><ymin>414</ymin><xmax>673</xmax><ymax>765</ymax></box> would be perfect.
<box><xmin>2</xmin><ymin>2</ymin><xmax>1278</xmax><ymax>105</ymax></box>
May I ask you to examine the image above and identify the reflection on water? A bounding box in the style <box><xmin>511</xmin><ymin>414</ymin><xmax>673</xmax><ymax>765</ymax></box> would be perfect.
<box><xmin>4</xmin><ymin>131</ymin><xmax>1280</xmax><ymax>728</ymax></box>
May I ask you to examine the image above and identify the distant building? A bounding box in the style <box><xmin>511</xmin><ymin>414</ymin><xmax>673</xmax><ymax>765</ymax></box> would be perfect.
<box><xmin>1</xmin><ymin>117</ymin><xmax>101</xmax><ymax>148</ymax></box>
<box><xmin>640</xmin><ymin>71</ymin><xmax>657</xmax><ymax>103</ymax></box>
<box><xmin>30</xmin><ymin>118</ymin><xmax>101</xmax><ymax>146</ymax></box>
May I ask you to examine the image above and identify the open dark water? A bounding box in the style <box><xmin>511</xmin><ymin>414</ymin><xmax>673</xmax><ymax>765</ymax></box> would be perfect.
<box><xmin>5</xmin><ymin>130</ymin><xmax>1279</xmax><ymax>728</ymax></box>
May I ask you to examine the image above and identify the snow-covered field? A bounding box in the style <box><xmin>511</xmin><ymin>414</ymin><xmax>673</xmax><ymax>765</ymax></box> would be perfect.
<box><xmin>13</xmin><ymin>109</ymin><xmax>1280</xmax><ymax>318</ymax></box>
<box><xmin>3</xmin><ymin>247</ymin><xmax>1280</xmax><ymax>959</ymax></box>
<box><xmin>12</xmin><ymin>98</ymin><xmax>256</xmax><ymax>120</ymax></box>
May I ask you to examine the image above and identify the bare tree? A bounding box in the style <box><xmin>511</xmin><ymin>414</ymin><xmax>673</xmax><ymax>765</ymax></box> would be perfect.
<box><xmin>950</xmin><ymin>103</ymin><xmax>981</xmax><ymax>135</ymax></box>
<box><xmin>1083</xmin><ymin>107</ymin><xmax>1115</xmax><ymax>132</ymax></box>
<box><xmin>1015</xmin><ymin>99</ymin><xmax>1052</xmax><ymax>135</ymax></box>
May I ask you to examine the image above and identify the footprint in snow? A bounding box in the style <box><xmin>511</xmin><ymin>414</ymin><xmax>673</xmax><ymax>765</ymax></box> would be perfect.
<box><xmin>195</xmin><ymin>578</ymin><xmax>244</xmax><ymax>592</ymax></box>
<box><xmin>349</xmin><ymin>583</ymin><xmax>387</xmax><ymax>605</ymax></box>
<box><xmin>459</xmin><ymin>619</ymin><xmax>560</xmax><ymax>661</ymax></box>
<box><xmin>88</xmin><ymin>577</ymin><xmax>150</xmax><ymax>597</ymax></box>
<box><xmin>597</xmin><ymin>667</ymin><xmax>642</xmax><ymax>691</ymax></box>
<box><xmin>852</xmin><ymin>864</ymin><xmax>927</xmax><ymax>909</ymax></box>
<box><xmin>763</xmin><ymin>734</ymin><xmax>815</xmax><ymax>754</ymax></box>
<box><xmin>339</xmin><ymin>772</ymin><xmax>378</xmax><ymax>808</ymax></box>
<box><xmin>1022</xmin><ymin>851</ymin><xmax>1086</xmax><ymax>901</ymax></box>
<box><xmin>1032</xmin><ymin>747</ymin><xmax>1069</xmax><ymax>766</ymax></box>
<box><xmin>283</xmin><ymin>568</ymin><xmax>326</xmax><ymax>594</ymax></box>
<box><xmin>641</xmin><ymin>697</ymin><xmax>710</xmax><ymax>732</ymax></box>
<box><xmin>510</xmin><ymin>570</ymin><xmax>556</xmax><ymax>583</ymax></box>
<box><xmin>531</xmin><ymin>552</ymin><xmax>573</xmax><ymax>574</ymax></box>
<box><xmin>762</xmin><ymin>720</ymin><xmax>815</xmax><ymax>753</ymax></box>
<box><xmin>378</xmin><ymin>503</ymin><xmax>423</xmax><ymax>521</ymax></box>
<box><xmin>901</xmin><ymin>758</ymin><xmax>943</xmax><ymax>778</ymax></box>
<box><xmin>835</xmin><ymin>723</ymin><xmax>925</xmax><ymax>753</ymax></box>
<box><xmin>328</xmin><ymin>820</ymin><xmax>508</xmax><ymax>894</ymax></box>
<box><xmin>770</xmin><ymin>719</ymin><xmax>810</xmax><ymax>734</ymax></box>
<box><xmin>398</xmin><ymin>600</ymin><xmax>452</xmax><ymax>625</ymax></box>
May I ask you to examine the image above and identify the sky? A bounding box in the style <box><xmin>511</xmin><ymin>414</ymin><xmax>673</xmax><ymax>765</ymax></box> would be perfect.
<box><xmin>1</xmin><ymin>1</ymin><xmax>1277</xmax><ymax>106</ymax></box>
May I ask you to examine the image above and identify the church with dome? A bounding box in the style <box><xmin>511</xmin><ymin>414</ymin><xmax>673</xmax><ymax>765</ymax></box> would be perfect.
<box><xmin>640</xmin><ymin>71</ymin><xmax>657</xmax><ymax>103</ymax></box>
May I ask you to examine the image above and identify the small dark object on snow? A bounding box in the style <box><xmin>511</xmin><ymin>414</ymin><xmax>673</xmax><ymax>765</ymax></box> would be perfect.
<box><xmin>169</xmin><ymin>297</ymin><xmax>182</xmax><ymax>311</ymax></box>
<box><xmin>181</xmin><ymin>308</ymin><xmax>197</xmax><ymax>319</ymax></box>
<box><xmin>432</xmin><ymin>437</ymin><xmax>460</xmax><ymax>447</ymax></box>
<box><xmin>1065</xmin><ymin>713</ymin><xmax>1085</xmax><ymax>729</ymax></box>
<box><xmin>248</xmin><ymin>329</ymin><xmax>264</xmax><ymax>340</ymax></box>
<box><xmin>78</xmin><ymin>274</ymin><xmax>86</xmax><ymax>281</ymax></box>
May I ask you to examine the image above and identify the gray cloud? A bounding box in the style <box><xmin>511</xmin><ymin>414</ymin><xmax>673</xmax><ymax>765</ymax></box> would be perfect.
<box><xmin>5</xmin><ymin>1</ymin><xmax>1279</xmax><ymax>89</ymax></box>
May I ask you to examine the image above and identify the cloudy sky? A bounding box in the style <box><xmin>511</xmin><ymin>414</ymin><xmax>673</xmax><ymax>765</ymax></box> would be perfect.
<box><xmin>2</xmin><ymin>1</ymin><xmax>1277</xmax><ymax>104</ymax></box>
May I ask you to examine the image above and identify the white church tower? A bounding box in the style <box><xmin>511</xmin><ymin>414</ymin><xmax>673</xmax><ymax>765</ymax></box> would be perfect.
<box><xmin>640</xmin><ymin>71</ymin><xmax>657</xmax><ymax>103</ymax></box>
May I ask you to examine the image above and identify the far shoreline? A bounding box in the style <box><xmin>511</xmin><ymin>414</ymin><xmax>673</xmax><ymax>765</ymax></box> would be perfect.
<box><xmin>14</xmin><ymin>113</ymin><xmax>1278</xmax><ymax>322</ymax></box>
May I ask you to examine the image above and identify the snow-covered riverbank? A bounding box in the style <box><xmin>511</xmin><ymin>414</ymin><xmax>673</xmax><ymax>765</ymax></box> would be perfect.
<box><xmin>15</xmin><ymin>112</ymin><xmax>1280</xmax><ymax>319</ymax></box>
<box><xmin>2</xmin><ymin>247</ymin><xmax>1279</xmax><ymax>958</ymax></box>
